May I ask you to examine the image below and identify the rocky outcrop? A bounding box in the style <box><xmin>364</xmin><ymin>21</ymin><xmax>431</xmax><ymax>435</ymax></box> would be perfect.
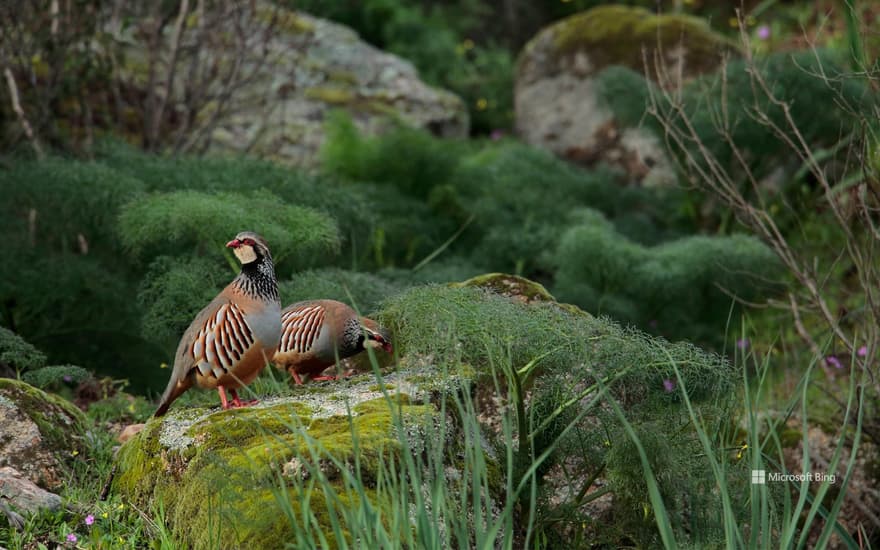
<box><xmin>0</xmin><ymin>467</ymin><xmax>63</xmax><ymax>529</ymax></box>
<box><xmin>119</xmin><ymin>4</ymin><xmax>468</xmax><ymax>166</ymax></box>
<box><xmin>0</xmin><ymin>379</ymin><xmax>87</xmax><ymax>490</ymax></box>
<box><xmin>112</xmin><ymin>366</ymin><xmax>477</xmax><ymax>549</ymax></box>
<box><xmin>515</xmin><ymin>5</ymin><xmax>737</xmax><ymax>185</ymax></box>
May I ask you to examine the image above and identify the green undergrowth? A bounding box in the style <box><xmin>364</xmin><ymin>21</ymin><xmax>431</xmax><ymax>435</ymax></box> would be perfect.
<box><xmin>379</xmin><ymin>284</ymin><xmax>732</xmax><ymax>404</ymax></box>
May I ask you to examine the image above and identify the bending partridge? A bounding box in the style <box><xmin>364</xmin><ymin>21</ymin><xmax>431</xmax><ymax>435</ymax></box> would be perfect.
<box><xmin>154</xmin><ymin>231</ymin><xmax>281</xmax><ymax>417</ymax></box>
<box><xmin>273</xmin><ymin>300</ymin><xmax>392</xmax><ymax>384</ymax></box>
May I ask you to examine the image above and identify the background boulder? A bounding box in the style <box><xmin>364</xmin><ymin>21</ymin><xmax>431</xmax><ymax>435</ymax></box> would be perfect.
<box><xmin>0</xmin><ymin>379</ymin><xmax>87</xmax><ymax>490</ymax></box>
<box><xmin>515</xmin><ymin>5</ymin><xmax>737</xmax><ymax>185</ymax></box>
<box><xmin>118</xmin><ymin>4</ymin><xmax>469</xmax><ymax>166</ymax></box>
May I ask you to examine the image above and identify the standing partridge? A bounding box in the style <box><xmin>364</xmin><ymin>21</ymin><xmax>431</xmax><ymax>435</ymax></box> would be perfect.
<box><xmin>153</xmin><ymin>231</ymin><xmax>281</xmax><ymax>417</ymax></box>
<box><xmin>273</xmin><ymin>300</ymin><xmax>392</xmax><ymax>384</ymax></box>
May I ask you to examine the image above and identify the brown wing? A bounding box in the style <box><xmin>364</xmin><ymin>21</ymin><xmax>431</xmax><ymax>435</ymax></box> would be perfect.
<box><xmin>279</xmin><ymin>303</ymin><xmax>326</xmax><ymax>354</ymax></box>
<box><xmin>190</xmin><ymin>301</ymin><xmax>255</xmax><ymax>377</ymax></box>
<box><xmin>155</xmin><ymin>297</ymin><xmax>255</xmax><ymax>416</ymax></box>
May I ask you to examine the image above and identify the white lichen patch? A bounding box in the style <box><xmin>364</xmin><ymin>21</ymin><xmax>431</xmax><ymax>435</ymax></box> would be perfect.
<box><xmin>155</xmin><ymin>364</ymin><xmax>465</xmax><ymax>452</ymax></box>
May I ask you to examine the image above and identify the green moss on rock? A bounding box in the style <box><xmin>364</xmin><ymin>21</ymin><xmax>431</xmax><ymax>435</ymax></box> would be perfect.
<box><xmin>0</xmin><ymin>378</ymin><xmax>88</xmax><ymax>488</ymax></box>
<box><xmin>113</xmin><ymin>391</ymin><xmax>436</xmax><ymax>549</ymax></box>
<box><xmin>519</xmin><ymin>5</ymin><xmax>738</xmax><ymax>83</ymax></box>
<box><xmin>451</xmin><ymin>272</ymin><xmax>555</xmax><ymax>303</ymax></box>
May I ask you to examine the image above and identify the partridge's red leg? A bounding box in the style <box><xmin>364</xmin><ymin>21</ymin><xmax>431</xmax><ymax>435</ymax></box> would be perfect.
<box><xmin>217</xmin><ymin>386</ymin><xmax>230</xmax><ymax>409</ymax></box>
<box><xmin>290</xmin><ymin>369</ymin><xmax>305</xmax><ymax>385</ymax></box>
<box><xmin>229</xmin><ymin>388</ymin><xmax>258</xmax><ymax>408</ymax></box>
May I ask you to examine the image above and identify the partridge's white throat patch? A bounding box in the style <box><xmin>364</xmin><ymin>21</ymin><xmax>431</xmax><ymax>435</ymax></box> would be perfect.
<box><xmin>233</xmin><ymin>244</ymin><xmax>258</xmax><ymax>264</ymax></box>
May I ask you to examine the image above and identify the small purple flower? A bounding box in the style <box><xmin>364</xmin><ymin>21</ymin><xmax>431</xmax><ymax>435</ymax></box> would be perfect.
<box><xmin>663</xmin><ymin>379</ymin><xmax>675</xmax><ymax>392</ymax></box>
<box><xmin>85</xmin><ymin>514</ymin><xmax>94</xmax><ymax>526</ymax></box>
<box><xmin>490</xmin><ymin>129</ymin><xmax>504</xmax><ymax>141</ymax></box>
<box><xmin>736</xmin><ymin>338</ymin><xmax>749</xmax><ymax>350</ymax></box>
<box><xmin>825</xmin><ymin>355</ymin><xmax>844</xmax><ymax>370</ymax></box>
<box><xmin>757</xmin><ymin>25</ymin><xmax>770</xmax><ymax>40</ymax></box>
<box><xmin>857</xmin><ymin>346</ymin><xmax>868</xmax><ymax>357</ymax></box>
<box><xmin>66</xmin><ymin>533</ymin><xmax>78</xmax><ymax>543</ymax></box>
<box><xmin>63</xmin><ymin>375</ymin><xmax>73</xmax><ymax>383</ymax></box>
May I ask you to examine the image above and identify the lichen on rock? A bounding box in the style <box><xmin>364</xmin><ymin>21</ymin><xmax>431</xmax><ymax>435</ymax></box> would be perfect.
<box><xmin>0</xmin><ymin>378</ymin><xmax>88</xmax><ymax>490</ymax></box>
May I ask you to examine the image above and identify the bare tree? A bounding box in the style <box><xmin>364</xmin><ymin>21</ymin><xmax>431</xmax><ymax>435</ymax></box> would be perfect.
<box><xmin>0</xmin><ymin>0</ymin><xmax>281</xmax><ymax>155</ymax></box>
<box><xmin>113</xmin><ymin>0</ymin><xmax>280</xmax><ymax>153</ymax></box>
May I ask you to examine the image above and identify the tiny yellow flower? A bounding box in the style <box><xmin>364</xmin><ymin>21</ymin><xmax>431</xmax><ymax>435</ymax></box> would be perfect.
<box><xmin>736</xmin><ymin>443</ymin><xmax>748</xmax><ymax>460</ymax></box>
<box><xmin>102</xmin><ymin>512</ymin><xmax>109</xmax><ymax>519</ymax></box>
<box><xmin>476</xmin><ymin>98</ymin><xmax>488</xmax><ymax>111</ymax></box>
<box><xmin>72</xmin><ymin>450</ymin><xmax>79</xmax><ymax>457</ymax></box>
<box><xmin>462</xmin><ymin>39</ymin><xmax>474</xmax><ymax>50</ymax></box>
<box><xmin>128</xmin><ymin>402</ymin><xmax>135</xmax><ymax>413</ymax></box>
<box><xmin>728</xmin><ymin>17</ymin><xmax>739</xmax><ymax>28</ymax></box>
<box><xmin>160</xmin><ymin>362</ymin><xmax>168</xmax><ymax>369</ymax></box>
<box><xmin>118</xmin><ymin>503</ymin><xmax>125</xmax><ymax>510</ymax></box>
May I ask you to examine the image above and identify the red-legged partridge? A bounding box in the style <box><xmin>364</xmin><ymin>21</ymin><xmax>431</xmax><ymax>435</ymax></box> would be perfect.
<box><xmin>154</xmin><ymin>231</ymin><xmax>281</xmax><ymax>417</ymax></box>
<box><xmin>273</xmin><ymin>299</ymin><xmax>392</xmax><ymax>384</ymax></box>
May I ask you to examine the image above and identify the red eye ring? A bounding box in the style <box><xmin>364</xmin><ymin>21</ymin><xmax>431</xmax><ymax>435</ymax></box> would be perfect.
<box><xmin>243</xmin><ymin>238</ymin><xmax>256</xmax><ymax>246</ymax></box>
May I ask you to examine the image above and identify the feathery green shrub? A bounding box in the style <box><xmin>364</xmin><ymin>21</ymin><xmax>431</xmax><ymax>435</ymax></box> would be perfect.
<box><xmin>378</xmin><ymin>284</ymin><xmax>737</xmax><ymax>545</ymax></box>
<box><xmin>117</xmin><ymin>189</ymin><xmax>340</xmax><ymax>269</ymax></box>
<box><xmin>0</xmin><ymin>146</ymin><xmax>360</xmax><ymax>392</ymax></box>
<box><xmin>379</xmin><ymin>285</ymin><xmax>731</xmax><ymax>400</ymax></box>
<box><xmin>553</xmin><ymin>214</ymin><xmax>782</xmax><ymax>344</ymax></box>
<box><xmin>0</xmin><ymin>327</ymin><xmax>46</xmax><ymax>372</ymax></box>
<box><xmin>22</xmin><ymin>364</ymin><xmax>92</xmax><ymax>389</ymax></box>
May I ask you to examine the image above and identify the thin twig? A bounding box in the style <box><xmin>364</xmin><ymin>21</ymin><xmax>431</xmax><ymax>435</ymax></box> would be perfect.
<box><xmin>3</xmin><ymin>67</ymin><xmax>43</xmax><ymax>158</ymax></box>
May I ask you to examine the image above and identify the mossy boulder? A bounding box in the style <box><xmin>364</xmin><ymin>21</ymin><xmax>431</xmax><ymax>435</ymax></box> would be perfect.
<box><xmin>515</xmin><ymin>5</ymin><xmax>738</xmax><ymax>185</ymax></box>
<box><xmin>451</xmin><ymin>272</ymin><xmax>555</xmax><ymax>304</ymax></box>
<box><xmin>0</xmin><ymin>378</ymin><xmax>88</xmax><ymax>489</ymax></box>
<box><xmin>117</xmin><ymin>3</ymin><xmax>468</xmax><ymax>166</ymax></box>
<box><xmin>112</xmin><ymin>368</ymin><xmax>472</xmax><ymax>549</ymax></box>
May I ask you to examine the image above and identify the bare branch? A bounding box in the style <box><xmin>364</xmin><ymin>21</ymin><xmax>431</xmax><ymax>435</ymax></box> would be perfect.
<box><xmin>3</xmin><ymin>67</ymin><xmax>43</xmax><ymax>158</ymax></box>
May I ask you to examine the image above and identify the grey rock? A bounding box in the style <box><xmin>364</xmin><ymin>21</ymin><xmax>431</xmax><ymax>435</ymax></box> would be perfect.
<box><xmin>515</xmin><ymin>5</ymin><xmax>736</xmax><ymax>186</ymax></box>
<box><xmin>118</xmin><ymin>3</ymin><xmax>468</xmax><ymax>166</ymax></box>
<box><xmin>0</xmin><ymin>467</ymin><xmax>63</xmax><ymax>525</ymax></box>
<box><xmin>0</xmin><ymin>379</ymin><xmax>86</xmax><ymax>490</ymax></box>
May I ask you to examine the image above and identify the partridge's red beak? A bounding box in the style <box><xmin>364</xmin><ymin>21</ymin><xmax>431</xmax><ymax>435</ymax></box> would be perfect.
<box><xmin>226</xmin><ymin>239</ymin><xmax>241</xmax><ymax>248</ymax></box>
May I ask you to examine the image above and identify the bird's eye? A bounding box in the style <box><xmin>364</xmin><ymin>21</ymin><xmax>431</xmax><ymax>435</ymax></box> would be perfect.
<box><xmin>243</xmin><ymin>238</ymin><xmax>255</xmax><ymax>246</ymax></box>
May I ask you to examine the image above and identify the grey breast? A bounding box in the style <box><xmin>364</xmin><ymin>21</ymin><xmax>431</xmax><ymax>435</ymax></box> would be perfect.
<box><xmin>245</xmin><ymin>302</ymin><xmax>282</xmax><ymax>350</ymax></box>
